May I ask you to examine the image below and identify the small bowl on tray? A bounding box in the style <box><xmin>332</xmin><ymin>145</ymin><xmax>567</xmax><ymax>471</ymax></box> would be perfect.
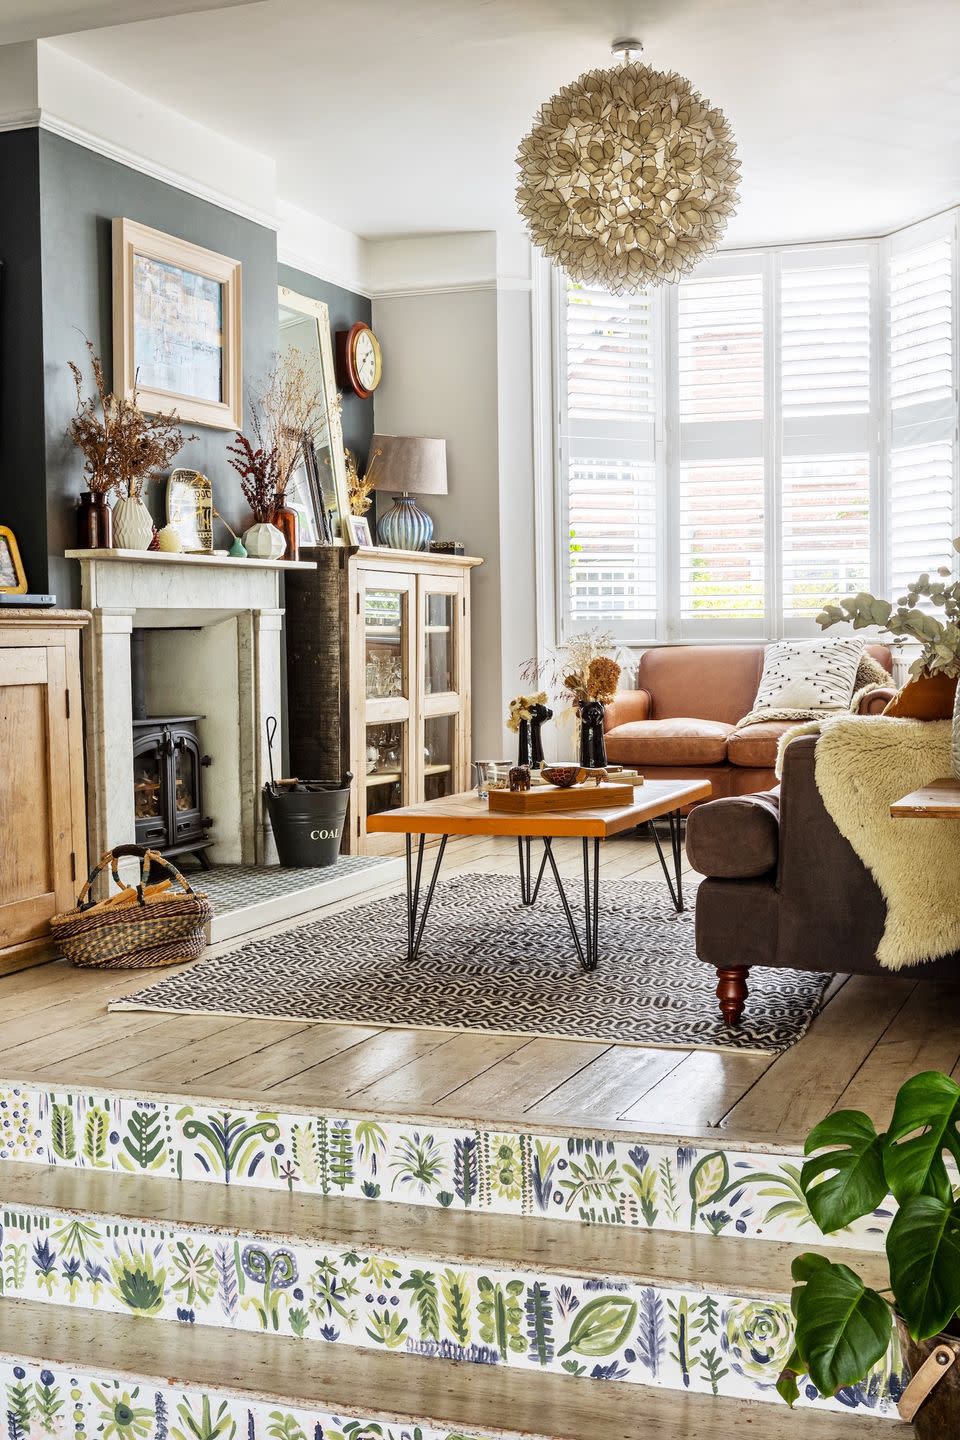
<box><xmin>540</xmin><ymin>763</ymin><xmax>607</xmax><ymax>789</ymax></box>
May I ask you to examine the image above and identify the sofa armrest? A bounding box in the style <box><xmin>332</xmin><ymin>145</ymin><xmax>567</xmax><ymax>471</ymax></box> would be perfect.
<box><xmin>685</xmin><ymin>791</ymin><xmax>780</xmax><ymax>879</ymax></box>
<box><xmin>604</xmin><ymin>689</ymin><xmax>652</xmax><ymax>731</ymax></box>
<box><xmin>856</xmin><ymin>687</ymin><xmax>897</xmax><ymax>715</ymax></box>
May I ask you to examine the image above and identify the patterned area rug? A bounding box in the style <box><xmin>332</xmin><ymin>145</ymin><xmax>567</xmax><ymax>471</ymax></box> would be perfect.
<box><xmin>112</xmin><ymin>873</ymin><xmax>829</xmax><ymax>1054</ymax></box>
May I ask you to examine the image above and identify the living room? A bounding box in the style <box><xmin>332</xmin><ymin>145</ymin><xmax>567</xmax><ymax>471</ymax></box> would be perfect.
<box><xmin>1</xmin><ymin>1</ymin><xmax>959</xmax><ymax>1437</ymax></box>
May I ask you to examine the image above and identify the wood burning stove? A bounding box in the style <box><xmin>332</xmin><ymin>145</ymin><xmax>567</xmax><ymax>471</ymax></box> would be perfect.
<box><xmin>132</xmin><ymin>716</ymin><xmax>213</xmax><ymax>866</ymax></box>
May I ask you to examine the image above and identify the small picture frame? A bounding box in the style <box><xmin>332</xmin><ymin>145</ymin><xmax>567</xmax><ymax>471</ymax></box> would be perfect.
<box><xmin>286</xmin><ymin>454</ymin><xmax>325</xmax><ymax>548</ymax></box>
<box><xmin>349</xmin><ymin>516</ymin><xmax>373</xmax><ymax>548</ymax></box>
<box><xmin>166</xmin><ymin>469</ymin><xmax>213</xmax><ymax>552</ymax></box>
<box><xmin>0</xmin><ymin>527</ymin><xmax>27</xmax><ymax>593</ymax></box>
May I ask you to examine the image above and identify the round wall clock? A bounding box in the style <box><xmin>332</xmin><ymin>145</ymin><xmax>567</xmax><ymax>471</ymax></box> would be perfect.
<box><xmin>336</xmin><ymin>322</ymin><xmax>383</xmax><ymax>399</ymax></box>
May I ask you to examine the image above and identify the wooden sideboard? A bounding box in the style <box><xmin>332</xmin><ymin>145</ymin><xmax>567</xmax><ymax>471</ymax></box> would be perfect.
<box><xmin>0</xmin><ymin>609</ymin><xmax>89</xmax><ymax>973</ymax></box>
<box><xmin>286</xmin><ymin>546</ymin><xmax>481</xmax><ymax>855</ymax></box>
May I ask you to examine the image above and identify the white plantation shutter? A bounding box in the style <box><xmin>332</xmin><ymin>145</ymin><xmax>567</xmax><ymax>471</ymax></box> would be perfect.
<box><xmin>780</xmin><ymin>249</ymin><xmax>874</xmax><ymax>622</ymax></box>
<box><xmin>887</xmin><ymin>222</ymin><xmax>958</xmax><ymax>595</ymax></box>
<box><xmin>677</xmin><ymin>259</ymin><xmax>765</xmax><ymax>633</ymax></box>
<box><xmin>558</xmin><ymin>280</ymin><xmax>659</xmax><ymax>633</ymax></box>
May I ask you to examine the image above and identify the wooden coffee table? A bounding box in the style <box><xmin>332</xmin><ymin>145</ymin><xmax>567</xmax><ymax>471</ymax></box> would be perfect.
<box><xmin>367</xmin><ymin>777</ymin><xmax>712</xmax><ymax>972</ymax></box>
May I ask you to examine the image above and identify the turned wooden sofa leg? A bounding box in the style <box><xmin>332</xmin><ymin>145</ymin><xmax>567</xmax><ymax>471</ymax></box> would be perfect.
<box><xmin>716</xmin><ymin>966</ymin><xmax>750</xmax><ymax>1025</ymax></box>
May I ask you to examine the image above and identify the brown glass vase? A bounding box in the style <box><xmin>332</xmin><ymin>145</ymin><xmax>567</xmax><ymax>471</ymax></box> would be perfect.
<box><xmin>270</xmin><ymin>505</ymin><xmax>300</xmax><ymax>562</ymax></box>
<box><xmin>76</xmin><ymin>491</ymin><xmax>113</xmax><ymax>549</ymax></box>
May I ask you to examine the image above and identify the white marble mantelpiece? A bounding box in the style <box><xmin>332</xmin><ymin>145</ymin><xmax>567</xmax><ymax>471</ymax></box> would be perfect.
<box><xmin>68</xmin><ymin>549</ymin><xmax>316</xmax><ymax>872</ymax></box>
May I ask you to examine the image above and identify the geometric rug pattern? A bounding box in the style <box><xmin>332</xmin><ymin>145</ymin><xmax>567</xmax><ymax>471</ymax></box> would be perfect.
<box><xmin>113</xmin><ymin>872</ymin><xmax>830</xmax><ymax>1054</ymax></box>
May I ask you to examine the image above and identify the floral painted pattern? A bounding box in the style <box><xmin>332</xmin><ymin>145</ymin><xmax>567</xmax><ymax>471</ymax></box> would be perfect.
<box><xmin>0</xmin><ymin>1086</ymin><xmax>894</xmax><ymax>1250</ymax></box>
<box><xmin>0</xmin><ymin>1199</ymin><xmax>904</xmax><ymax>1415</ymax></box>
<box><xmin>0</xmin><ymin>1359</ymin><xmax>482</xmax><ymax>1440</ymax></box>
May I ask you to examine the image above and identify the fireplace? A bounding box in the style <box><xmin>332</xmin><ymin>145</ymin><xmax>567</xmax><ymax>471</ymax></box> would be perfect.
<box><xmin>133</xmin><ymin>717</ymin><xmax>213</xmax><ymax>865</ymax></box>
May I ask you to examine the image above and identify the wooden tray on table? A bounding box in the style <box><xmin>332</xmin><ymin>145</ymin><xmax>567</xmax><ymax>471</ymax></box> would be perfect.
<box><xmin>488</xmin><ymin>782</ymin><xmax>634</xmax><ymax>813</ymax></box>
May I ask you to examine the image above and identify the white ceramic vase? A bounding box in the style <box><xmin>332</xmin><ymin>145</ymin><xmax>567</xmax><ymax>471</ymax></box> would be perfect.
<box><xmin>112</xmin><ymin>495</ymin><xmax>154</xmax><ymax>550</ymax></box>
<box><xmin>243</xmin><ymin>522</ymin><xmax>286</xmax><ymax>559</ymax></box>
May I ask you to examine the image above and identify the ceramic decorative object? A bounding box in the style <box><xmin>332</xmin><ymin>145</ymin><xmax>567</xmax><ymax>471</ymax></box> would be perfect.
<box><xmin>578</xmin><ymin>698</ymin><xmax>609</xmax><ymax>768</ymax></box>
<box><xmin>529</xmin><ymin>701</ymin><xmax>553</xmax><ymax>769</ymax></box>
<box><xmin>155</xmin><ymin>523</ymin><xmax>184</xmax><ymax>553</ymax></box>
<box><xmin>885</xmin><ymin>671</ymin><xmax>958</xmax><ymax>721</ymax></box>
<box><xmin>243</xmin><ymin>522</ymin><xmax>286</xmax><ymax>560</ymax></box>
<box><xmin>112</xmin><ymin>494</ymin><xmax>154</xmax><ymax>550</ymax></box>
<box><xmin>541</xmin><ymin>763</ymin><xmax>583</xmax><ymax>788</ymax></box>
<box><xmin>376</xmin><ymin>493</ymin><xmax>434</xmax><ymax>551</ymax></box>
<box><xmin>509</xmin><ymin>763</ymin><xmax>531</xmax><ymax>792</ymax></box>
<box><xmin>228</xmin><ymin>535</ymin><xmax>248</xmax><ymax>558</ymax></box>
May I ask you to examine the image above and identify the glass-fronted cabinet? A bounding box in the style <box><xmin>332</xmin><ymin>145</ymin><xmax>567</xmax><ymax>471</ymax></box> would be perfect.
<box><xmin>348</xmin><ymin>551</ymin><xmax>478</xmax><ymax>854</ymax></box>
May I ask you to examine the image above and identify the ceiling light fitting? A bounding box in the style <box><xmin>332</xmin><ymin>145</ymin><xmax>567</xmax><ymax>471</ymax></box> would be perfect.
<box><xmin>516</xmin><ymin>36</ymin><xmax>741</xmax><ymax>292</ymax></box>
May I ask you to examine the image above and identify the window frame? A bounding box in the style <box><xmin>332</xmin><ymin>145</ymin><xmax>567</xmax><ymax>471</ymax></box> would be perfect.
<box><xmin>545</xmin><ymin>213</ymin><xmax>959</xmax><ymax>650</ymax></box>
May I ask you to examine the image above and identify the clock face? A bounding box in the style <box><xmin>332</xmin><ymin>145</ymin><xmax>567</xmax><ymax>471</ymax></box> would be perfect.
<box><xmin>353</xmin><ymin>328</ymin><xmax>382</xmax><ymax>394</ymax></box>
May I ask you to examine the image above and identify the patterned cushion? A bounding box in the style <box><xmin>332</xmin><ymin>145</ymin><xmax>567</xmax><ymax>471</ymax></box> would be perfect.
<box><xmin>752</xmin><ymin>638</ymin><xmax>864</xmax><ymax>713</ymax></box>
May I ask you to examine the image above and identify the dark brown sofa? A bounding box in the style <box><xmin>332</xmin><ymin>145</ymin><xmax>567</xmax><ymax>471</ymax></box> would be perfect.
<box><xmin>604</xmin><ymin>643</ymin><xmax>894</xmax><ymax>801</ymax></box>
<box><xmin>685</xmin><ymin>732</ymin><xmax>948</xmax><ymax>1024</ymax></box>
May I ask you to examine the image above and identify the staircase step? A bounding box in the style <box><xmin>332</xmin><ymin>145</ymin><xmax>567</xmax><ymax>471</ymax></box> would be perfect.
<box><xmin>0</xmin><ymin>1165</ymin><xmax>901</xmax><ymax>1421</ymax></box>
<box><xmin>0</xmin><ymin>1296</ymin><xmax>906</xmax><ymax>1439</ymax></box>
<box><xmin>0</xmin><ymin>1080</ymin><xmax>892</xmax><ymax>1249</ymax></box>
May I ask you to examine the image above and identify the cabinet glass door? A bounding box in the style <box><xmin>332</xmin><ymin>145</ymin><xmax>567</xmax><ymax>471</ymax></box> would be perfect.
<box><xmin>358</xmin><ymin>570</ymin><xmax>416</xmax><ymax>852</ymax></box>
<box><xmin>365</xmin><ymin>588</ymin><xmax>407</xmax><ymax>699</ymax></box>
<box><xmin>421</xmin><ymin>578</ymin><xmax>463</xmax><ymax>702</ymax></box>
<box><xmin>423</xmin><ymin>713</ymin><xmax>457</xmax><ymax>801</ymax></box>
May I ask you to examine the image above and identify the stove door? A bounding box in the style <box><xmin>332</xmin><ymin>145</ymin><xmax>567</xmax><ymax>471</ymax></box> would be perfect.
<box><xmin>171</xmin><ymin>729</ymin><xmax>206</xmax><ymax>845</ymax></box>
<box><xmin>132</xmin><ymin>733</ymin><xmax>168</xmax><ymax>849</ymax></box>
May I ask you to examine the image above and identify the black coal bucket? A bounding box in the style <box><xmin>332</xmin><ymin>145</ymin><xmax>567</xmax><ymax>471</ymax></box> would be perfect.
<box><xmin>263</xmin><ymin>716</ymin><xmax>351</xmax><ymax>867</ymax></box>
<box><xmin>264</xmin><ymin>784</ymin><xmax>350</xmax><ymax>867</ymax></box>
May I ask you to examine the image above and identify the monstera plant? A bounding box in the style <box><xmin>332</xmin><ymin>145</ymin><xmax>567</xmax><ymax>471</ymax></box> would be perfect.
<box><xmin>779</xmin><ymin>1071</ymin><xmax>960</xmax><ymax>1432</ymax></box>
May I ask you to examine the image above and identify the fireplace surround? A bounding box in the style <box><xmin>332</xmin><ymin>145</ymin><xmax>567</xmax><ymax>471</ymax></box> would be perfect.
<box><xmin>68</xmin><ymin>549</ymin><xmax>316</xmax><ymax>877</ymax></box>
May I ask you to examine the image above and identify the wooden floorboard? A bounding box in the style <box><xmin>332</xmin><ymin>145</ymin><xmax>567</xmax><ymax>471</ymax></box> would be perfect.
<box><xmin>0</xmin><ymin>831</ymin><xmax>958</xmax><ymax>1145</ymax></box>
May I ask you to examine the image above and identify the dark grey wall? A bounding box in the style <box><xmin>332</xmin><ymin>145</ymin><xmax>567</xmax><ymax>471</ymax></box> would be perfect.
<box><xmin>0</xmin><ymin>130</ymin><xmax>47</xmax><ymax>593</ymax></box>
<box><xmin>278</xmin><ymin>262</ymin><xmax>373</xmax><ymax>463</ymax></box>
<box><xmin>39</xmin><ymin>130</ymin><xmax>279</xmax><ymax>605</ymax></box>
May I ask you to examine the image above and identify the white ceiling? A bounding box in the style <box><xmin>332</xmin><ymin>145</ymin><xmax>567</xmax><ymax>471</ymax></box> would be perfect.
<box><xmin>0</xmin><ymin>0</ymin><xmax>260</xmax><ymax>45</ymax></box>
<box><xmin>49</xmin><ymin>0</ymin><xmax>960</xmax><ymax>247</ymax></box>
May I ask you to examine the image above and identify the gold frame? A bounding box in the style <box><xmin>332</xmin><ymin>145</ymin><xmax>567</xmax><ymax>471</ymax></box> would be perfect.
<box><xmin>277</xmin><ymin>286</ymin><xmax>351</xmax><ymax>547</ymax></box>
<box><xmin>113</xmin><ymin>217</ymin><xmax>243</xmax><ymax>430</ymax></box>
<box><xmin>0</xmin><ymin>526</ymin><xmax>27</xmax><ymax>593</ymax></box>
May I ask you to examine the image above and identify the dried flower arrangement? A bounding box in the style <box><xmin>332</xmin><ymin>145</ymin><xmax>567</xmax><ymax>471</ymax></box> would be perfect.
<box><xmin>346</xmin><ymin>447</ymin><xmax>377</xmax><ymax>516</ymax></box>
<box><xmin>228</xmin><ymin>350</ymin><xmax>329</xmax><ymax>522</ymax></box>
<box><xmin>818</xmin><ymin>539</ymin><xmax>960</xmax><ymax>678</ymax></box>
<box><xmin>68</xmin><ymin>341</ymin><xmax>189</xmax><ymax>499</ymax></box>
<box><xmin>523</xmin><ymin>631</ymin><xmax>624</xmax><ymax>706</ymax></box>
<box><xmin>506</xmin><ymin>692</ymin><xmax>548</xmax><ymax>733</ymax></box>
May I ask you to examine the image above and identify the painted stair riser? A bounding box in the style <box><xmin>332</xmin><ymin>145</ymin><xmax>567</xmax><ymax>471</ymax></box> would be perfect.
<box><xmin>0</xmin><ymin>1202</ymin><xmax>903</xmax><ymax>1419</ymax></box>
<box><xmin>0</xmin><ymin>1354</ymin><xmax>488</xmax><ymax>1440</ymax></box>
<box><xmin>0</xmin><ymin>1085</ymin><xmax>894</xmax><ymax>1250</ymax></box>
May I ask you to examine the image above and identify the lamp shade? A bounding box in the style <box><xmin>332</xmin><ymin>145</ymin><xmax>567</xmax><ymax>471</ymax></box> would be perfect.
<box><xmin>368</xmin><ymin>434</ymin><xmax>448</xmax><ymax>496</ymax></box>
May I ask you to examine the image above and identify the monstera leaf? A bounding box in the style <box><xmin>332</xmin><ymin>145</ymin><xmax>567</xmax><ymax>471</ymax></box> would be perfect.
<box><xmin>887</xmin><ymin>1194</ymin><xmax>960</xmax><ymax>1339</ymax></box>
<box><xmin>800</xmin><ymin>1110</ymin><xmax>888</xmax><ymax>1233</ymax></box>
<box><xmin>789</xmin><ymin>1256</ymin><xmax>892</xmax><ymax>1400</ymax></box>
<box><xmin>884</xmin><ymin>1071</ymin><xmax>960</xmax><ymax>1204</ymax></box>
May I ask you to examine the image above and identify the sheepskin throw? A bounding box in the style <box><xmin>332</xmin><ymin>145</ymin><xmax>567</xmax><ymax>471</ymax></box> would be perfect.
<box><xmin>779</xmin><ymin>715</ymin><xmax>960</xmax><ymax>969</ymax></box>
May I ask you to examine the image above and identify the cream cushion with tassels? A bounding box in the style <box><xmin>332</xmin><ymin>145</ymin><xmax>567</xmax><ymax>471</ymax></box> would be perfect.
<box><xmin>778</xmin><ymin>715</ymin><xmax>960</xmax><ymax>970</ymax></box>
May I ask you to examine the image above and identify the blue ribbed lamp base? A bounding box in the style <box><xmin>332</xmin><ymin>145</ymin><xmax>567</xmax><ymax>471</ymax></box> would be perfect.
<box><xmin>377</xmin><ymin>494</ymin><xmax>434</xmax><ymax>551</ymax></box>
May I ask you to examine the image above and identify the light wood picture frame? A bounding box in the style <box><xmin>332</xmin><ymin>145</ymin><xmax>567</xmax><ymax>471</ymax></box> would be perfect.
<box><xmin>0</xmin><ymin>526</ymin><xmax>27</xmax><ymax>593</ymax></box>
<box><xmin>113</xmin><ymin>217</ymin><xmax>243</xmax><ymax>430</ymax></box>
<box><xmin>277</xmin><ymin>286</ymin><xmax>351</xmax><ymax>546</ymax></box>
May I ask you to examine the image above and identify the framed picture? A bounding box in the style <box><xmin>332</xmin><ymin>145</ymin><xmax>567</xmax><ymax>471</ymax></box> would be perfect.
<box><xmin>349</xmin><ymin>516</ymin><xmax>374</xmax><ymax>548</ymax></box>
<box><xmin>277</xmin><ymin>287</ymin><xmax>351</xmax><ymax>545</ymax></box>
<box><xmin>113</xmin><ymin>217</ymin><xmax>243</xmax><ymax>430</ymax></box>
<box><xmin>0</xmin><ymin>527</ymin><xmax>27</xmax><ymax>593</ymax></box>
<box><xmin>285</xmin><ymin>453</ymin><xmax>325</xmax><ymax>548</ymax></box>
<box><xmin>166</xmin><ymin>470</ymin><xmax>213</xmax><ymax>552</ymax></box>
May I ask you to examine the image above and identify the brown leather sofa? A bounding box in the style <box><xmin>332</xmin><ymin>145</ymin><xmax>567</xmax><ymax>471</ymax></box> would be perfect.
<box><xmin>604</xmin><ymin>643</ymin><xmax>893</xmax><ymax>800</ymax></box>
<box><xmin>685</xmin><ymin>733</ymin><xmax>949</xmax><ymax>1025</ymax></box>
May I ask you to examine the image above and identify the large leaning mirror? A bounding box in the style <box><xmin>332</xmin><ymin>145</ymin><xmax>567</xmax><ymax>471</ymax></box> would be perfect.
<box><xmin>277</xmin><ymin>286</ymin><xmax>351</xmax><ymax>546</ymax></box>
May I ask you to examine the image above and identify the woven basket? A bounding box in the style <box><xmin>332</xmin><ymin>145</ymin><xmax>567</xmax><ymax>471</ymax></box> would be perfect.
<box><xmin>51</xmin><ymin>846</ymin><xmax>212</xmax><ymax>970</ymax></box>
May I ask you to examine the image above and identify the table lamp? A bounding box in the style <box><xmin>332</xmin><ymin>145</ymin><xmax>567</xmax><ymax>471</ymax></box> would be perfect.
<box><xmin>367</xmin><ymin>434</ymin><xmax>447</xmax><ymax>551</ymax></box>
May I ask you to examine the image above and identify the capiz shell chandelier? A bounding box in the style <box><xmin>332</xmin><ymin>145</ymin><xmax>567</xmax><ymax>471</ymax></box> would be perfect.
<box><xmin>516</xmin><ymin>39</ymin><xmax>740</xmax><ymax>292</ymax></box>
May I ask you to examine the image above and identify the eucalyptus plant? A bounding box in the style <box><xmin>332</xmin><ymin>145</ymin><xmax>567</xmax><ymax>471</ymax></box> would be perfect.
<box><xmin>778</xmin><ymin>1070</ymin><xmax>960</xmax><ymax>1406</ymax></box>
<box><xmin>817</xmin><ymin>537</ymin><xmax>960</xmax><ymax>678</ymax></box>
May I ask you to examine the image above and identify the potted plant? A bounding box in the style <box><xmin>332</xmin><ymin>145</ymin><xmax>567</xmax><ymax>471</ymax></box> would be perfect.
<box><xmin>779</xmin><ymin>1069</ymin><xmax>960</xmax><ymax>1434</ymax></box>
<box><xmin>69</xmin><ymin>342</ymin><xmax>189</xmax><ymax>551</ymax></box>
<box><xmin>228</xmin><ymin>351</ymin><xmax>330</xmax><ymax>561</ymax></box>
<box><xmin>523</xmin><ymin>630</ymin><xmax>623</xmax><ymax>769</ymax></box>
<box><xmin>817</xmin><ymin>539</ymin><xmax>960</xmax><ymax>717</ymax></box>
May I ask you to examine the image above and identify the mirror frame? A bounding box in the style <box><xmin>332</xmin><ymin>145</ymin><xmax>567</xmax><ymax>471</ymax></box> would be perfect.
<box><xmin>277</xmin><ymin>285</ymin><xmax>352</xmax><ymax>547</ymax></box>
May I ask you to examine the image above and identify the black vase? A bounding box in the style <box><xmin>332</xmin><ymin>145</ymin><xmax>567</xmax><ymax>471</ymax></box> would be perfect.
<box><xmin>516</xmin><ymin>718</ymin><xmax>533</xmax><ymax>768</ymax></box>
<box><xmin>578</xmin><ymin>700</ymin><xmax>608</xmax><ymax>769</ymax></box>
<box><xmin>528</xmin><ymin>703</ymin><xmax>553</xmax><ymax>769</ymax></box>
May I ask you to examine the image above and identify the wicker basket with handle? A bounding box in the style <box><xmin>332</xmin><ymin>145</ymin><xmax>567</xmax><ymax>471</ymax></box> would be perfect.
<box><xmin>50</xmin><ymin>845</ymin><xmax>212</xmax><ymax>970</ymax></box>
